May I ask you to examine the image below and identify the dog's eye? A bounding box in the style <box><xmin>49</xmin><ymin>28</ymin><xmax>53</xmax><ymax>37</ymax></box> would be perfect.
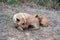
<box><xmin>16</xmin><ymin>18</ymin><xmax>20</xmax><ymax>22</ymax></box>
<box><xmin>22</xmin><ymin>23</ymin><xmax>24</xmax><ymax>25</ymax></box>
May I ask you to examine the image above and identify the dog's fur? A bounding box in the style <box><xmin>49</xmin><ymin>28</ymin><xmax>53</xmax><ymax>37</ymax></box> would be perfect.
<box><xmin>13</xmin><ymin>13</ymin><xmax>48</xmax><ymax>30</ymax></box>
<box><xmin>34</xmin><ymin>14</ymin><xmax>48</xmax><ymax>27</ymax></box>
<box><xmin>26</xmin><ymin>15</ymin><xmax>40</xmax><ymax>30</ymax></box>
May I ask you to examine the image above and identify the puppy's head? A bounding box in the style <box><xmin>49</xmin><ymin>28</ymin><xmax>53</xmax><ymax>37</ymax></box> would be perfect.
<box><xmin>34</xmin><ymin>14</ymin><xmax>48</xmax><ymax>27</ymax></box>
<box><xmin>13</xmin><ymin>14</ymin><xmax>28</xmax><ymax>28</ymax></box>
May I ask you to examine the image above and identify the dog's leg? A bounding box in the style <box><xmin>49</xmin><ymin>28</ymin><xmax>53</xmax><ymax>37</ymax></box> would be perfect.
<box><xmin>14</xmin><ymin>23</ymin><xmax>23</xmax><ymax>30</ymax></box>
<box><xmin>17</xmin><ymin>26</ymin><xmax>23</xmax><ymax>31</ymax></box>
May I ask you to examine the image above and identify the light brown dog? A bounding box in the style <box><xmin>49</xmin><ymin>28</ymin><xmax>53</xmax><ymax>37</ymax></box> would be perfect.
<box><xmin>13</xmin><ymin>13</ymin><xmax>48</xmax><ymax>30</ymax></box>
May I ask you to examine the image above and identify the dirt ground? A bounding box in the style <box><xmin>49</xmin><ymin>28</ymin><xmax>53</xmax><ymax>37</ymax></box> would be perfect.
<box><xmin>0</xmin><ymin>3</ymin><xmax>60</xmax><ymax>40</ymax></box>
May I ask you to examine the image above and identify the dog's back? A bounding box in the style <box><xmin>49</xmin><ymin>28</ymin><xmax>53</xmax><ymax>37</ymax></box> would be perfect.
<box><xmin>34</xmin><ymin>14</ymin><xmax>48</xmax><ymax>27</ymax></box>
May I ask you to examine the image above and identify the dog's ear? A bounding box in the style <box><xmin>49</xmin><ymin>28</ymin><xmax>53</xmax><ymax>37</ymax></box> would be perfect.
<box><xmin>16</xmin><ymin>18</ymin><xmax>20</xmax><ymax>22</ymax></box>
<box><xmin>35</xmin><ymin>14</ymin><xmax>39</xmax><ymax>17</ymax></box>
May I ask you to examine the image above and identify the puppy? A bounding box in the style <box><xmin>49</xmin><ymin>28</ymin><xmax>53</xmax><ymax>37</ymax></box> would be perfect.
<box><xmin>13</xmin><ymin>13</ymin><xmax>48</xmax><ymax>30</ymax></box>
<box><xmin>13</xmin><ymin>13</ymin><xmax>40</xmax><ymax>30</ymax></box>
<box><xmin>34</xmin><ymin>14</ymin><xmax>48</xmax><ymax>27</ymax></box>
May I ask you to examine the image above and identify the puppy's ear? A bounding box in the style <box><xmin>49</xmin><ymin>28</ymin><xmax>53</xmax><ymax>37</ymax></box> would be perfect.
<box><xmin>16</xmin><ymin>18</ymin><xmax>20</xmax><ymax>22</ymax></box>
<box><xmin>35</xmin><ymin>15</ymin><xmax>38</xmax><ymax>18</ymax></box>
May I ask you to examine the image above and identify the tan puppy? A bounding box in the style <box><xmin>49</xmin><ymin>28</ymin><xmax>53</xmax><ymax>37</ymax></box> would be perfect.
<box><xmin>13</xmin><ymin>13</ymin><xmax>48</xmax><ymax>30</ymax></box>
<box><xmin>34</xmin><ymin>14</ymin><xmax>48</xmax><ymax>27</ymax></box>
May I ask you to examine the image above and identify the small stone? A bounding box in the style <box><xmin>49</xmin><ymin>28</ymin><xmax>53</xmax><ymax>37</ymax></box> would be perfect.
<box><xmin>25</xmin><ymin>32</ymin><xmax>30</xmax><ymax>36</ymax></box>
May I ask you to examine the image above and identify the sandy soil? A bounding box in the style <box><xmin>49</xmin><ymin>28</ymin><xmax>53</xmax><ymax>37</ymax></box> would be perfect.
<box><xmin>0</xmin><ymin>3</ymin><xmax>60</xmax><ymax>40</ymax></box>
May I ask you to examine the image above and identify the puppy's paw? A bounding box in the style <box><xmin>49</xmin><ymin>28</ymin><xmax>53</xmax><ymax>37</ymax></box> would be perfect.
<box><xmin>16</xmin><ymin>26</ymin><xmax>23</xmax><ymax>31</ymax></box>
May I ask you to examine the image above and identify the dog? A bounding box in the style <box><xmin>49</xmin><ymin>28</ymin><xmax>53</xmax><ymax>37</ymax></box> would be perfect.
<box><xmin>13</xmin><ymin>13</ymin><xmax>48</xmax><ymax>30</ymax></box>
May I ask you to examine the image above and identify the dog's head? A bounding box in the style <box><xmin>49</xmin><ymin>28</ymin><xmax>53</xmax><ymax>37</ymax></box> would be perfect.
<box><xmin>13</xmin><ymin>13</ymin><xmax>28</xmax><ymax>28</ymax></box>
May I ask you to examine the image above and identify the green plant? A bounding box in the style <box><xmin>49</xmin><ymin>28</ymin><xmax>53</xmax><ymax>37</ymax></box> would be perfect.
<box><xmin>26</xmin><ymin>0</ymin><xmax>60</xmax><ymax>10</ymax></box>
<box><xmin>7</xmin><ymin>0</ymin><xmax>20</xmax><ymax>6</ymax></box>
<box><xmin>0</xmin><ymin>0</ymin><xmax>60</xmax><ymax>10</ymax></box>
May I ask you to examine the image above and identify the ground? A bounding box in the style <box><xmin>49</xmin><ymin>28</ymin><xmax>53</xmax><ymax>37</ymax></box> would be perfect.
<box><xmin>0</xmin><ymin>3</ymin><xmax>60</xmax><ymax>40</ymax></box>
